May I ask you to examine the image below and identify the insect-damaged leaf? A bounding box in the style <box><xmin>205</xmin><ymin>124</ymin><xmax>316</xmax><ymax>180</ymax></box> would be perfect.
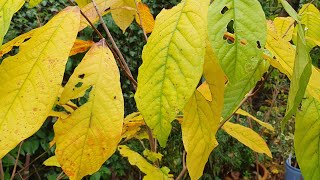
<box><xmin>0</xmin><ymin>6</ymin><xmax>80</xmax><ymax>159</ymax></box>
<box><xmin>0</xmin><ymin>0</ymin><xmax>24</xmax><ymax>47</ymax></box>
<box><xmin>223</xmin><ymin>122</ymin><xmax>272</xmax><ymax>158</ymax></box>
<box><xmin>135</xmin><ymin>0</ymin><xmax>209</xmax><ymax>147</ymax></box>
<box><xmin>294</xmin><ymin>97</ymin><xmax>320</xmax><ymax>180</ymax></box>
<box><xmin>54</xmin><ymin>40</ymin><xmax>124</xmax><ymax>180</ymax></box>
<box><xmin>208</xmin><ymin>0</ymin><xmax>269</xmax><ymax>119</ymax></box>
<box><xmin>118</xmin><ymin>145</ymin><xmax>173</xmax><ymax>180</ymax></box>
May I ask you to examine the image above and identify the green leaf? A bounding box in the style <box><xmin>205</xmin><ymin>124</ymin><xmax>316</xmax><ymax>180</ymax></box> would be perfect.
<box><xmin>279</xmin><ymin>0</ymin><xmax>300</xmax><ymax>22</ymax></box>
<box><xmin>0</xmin><ymin>0</ymin><xmax>24</xmax><ymax>47</ymax></box>
<box><xmin>282</xmin><ymin>24</ymin><xmax>312</xmax><ymax>128</ymax></box>
<box><xmin>0</xmin><ymin>7</ymin><xmax>80</xmax><ymax>159</ymax></box>
<box><xmin>294</xmin><ymin>97</ymin><xmax>320</xmax><ymax>180</ymax></box>
<box><xmin>135</xmin><ymin>0</ymin><xmax>209</xmax><ymax>147</ymax></box>
<box><xmin>208</xmin><ymin>0</ymin><xmax>268</xmax><ymax>118</ymax></box>
<box><xmin>54</xmin><ymin>41</ymin><xmax>124</xmax><ymax>180</ymax></box>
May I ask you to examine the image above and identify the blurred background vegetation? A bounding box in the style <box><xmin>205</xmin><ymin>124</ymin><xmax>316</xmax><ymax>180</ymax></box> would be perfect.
<box><xmin>1</xmin><ymin>0</ymin><xmax>319</xmax><ymax>179</ymax></box>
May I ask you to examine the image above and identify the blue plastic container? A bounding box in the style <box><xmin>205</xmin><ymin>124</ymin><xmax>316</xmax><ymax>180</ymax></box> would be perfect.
<box><xmin>285</xmin><ymin>157</ymin><xmax>304</xmax><ymax>180</ymax></box>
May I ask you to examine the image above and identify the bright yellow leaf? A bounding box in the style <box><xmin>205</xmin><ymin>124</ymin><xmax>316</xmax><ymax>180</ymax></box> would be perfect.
<box><xmin>43</xmin><ymin>156</ymin><xmax>61</xmax><ymax>167</ymax></box>
<box><xmin>111</xmin><ymin>0</ymin><xmax>139</xmax><ymax>32</ymax></box>
<box><xmin>143</xmin><ymin>149</ymin><xmax>162</xmax><ymax>163</ymax></box>
<box><xmin>135</xmin><ymin>0</ymin><xmax>210</xmax><ymax>147</ymax></box>
<box><xmin>197</xmin><ymin>81</ymin><xmax>212</xmax><ymax>101</ymax></box>
<box><xmin>118</xmin><ymin>145</ymin><xmax>173</xmax><ymax>180</ymax></box>
<box><xmin>0</xmin><ymin>0</ymin><xmax>24</xmax><ymax>47</ymax></box>
<box><xmin>135</xmin><ymin>2</ymin><xmax>154</xmax><ymax>33</ymax></box>
<box><xmin>273</xmin><ymin>17</ymin><xmax>295</xmax><ymax>41</ymax></box>
<box><xmin>236</xmin><ymin>109</ymin><xmax>274</xmax><ymax>132</ymax></box>
<box><xmin>69</xmin><ymin>39</ymin><xmax>95</xmax><ymax>56</ymax></box>
<box><xmin>54</xmin><ymin>40</ymin><xmax>124</xmax><ymax>180</ymax></box>
<box><xmin>122</xmin><ymin>112</ymin><xmax>145</xmax><ymax>140</ymax></box>
<box><xmin>0</xmin><ymin>28</ymin><xmax>37</xmax><ymax>57</ymax></box>
<box><xmin>222</xmin><ymin>122</ymin><xmax>272</xmax><ymax>158</ymax></box>
<box><xmin>0</xmin><ymin>6</ymin><xmax>80</xmax><ymax>159</ymax></box>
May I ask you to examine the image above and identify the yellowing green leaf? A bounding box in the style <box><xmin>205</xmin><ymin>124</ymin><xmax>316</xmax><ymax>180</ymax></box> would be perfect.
<box><xmin>222</xmin><ymin>122</ymin><xmax>272</xmax><ymax>158</ymax></box>
<box><xmin>182</xmin><ymin>90</ymin><xmax>219</xmax><ymax>180</ymax></box>
<box><xmin>282</xmin><ymin>23</ymin><xmax>312</xmax><ymax>128</ymax></box>
<box><xmin>135</xmin><ymin>2</ymin><xmax>154</xmax><ymax>33</ymax></box>
<box><xmin>0</xmin><ymin>28</ymin><xmax>37</xmax><ymax>57</ymax></box>
<box><xmin>118</xmin><ymin>145</ymin><xmax>173</xmax><ymax>180</ymax></box>
<box><xmin>54</xmin><ymin>41</ymin><xmax>124</xmax><ymax>180</ymax></box>
<box><xmin>0</xmin><ymin>0</ymin><xmax>24</xmax><ymax>47</ymax></box>
<box><xmin>208</xmin><ymin>0</ymin><xmax>269</xmax><ymax>118</ymax></box>
<box><xmin>273</xmin><ymin>17</ymin><xmax>295</xmax><ymax>41</ymax></box>
<box><xmin>294</xmin><ymin>97</ymin><xmax>320</xmax><ymax>180</ymax></box>
<box><xmin>43</xmin><ymin>156</ymin><xmax>61</xmax><ymax>167</ymax></box>
<box><xmin>69</xmin><ymin>39</ymin><xmax>95</xmax><ymax>56</ymax></box>
<box><xmin>75</xmin><ymin>0</ymin><xmax>91</xmax><ymax>8</ymax></box>
<box><xmin>0</xmin><ymin>6</ymin><xmax>80</xmax><ymax>159</ymax></box>
<box><xmin>135</xmin><ymin>0</ymin><xmax>210</xmax><ymax>147</ymax></box>
<box><xmin>236</xmin><ymin>109</ymin><xmax>274</xmax><ymax>132</ymax></box>
<box><xmin>28</xmin><ymin>0</ymin><xmax>42</xmax><ymax>7</ymax></box>
<box><xmin>143</xmin><ymin>149</ymin><xmax>162</xmax><ymax>163</ymax></box>
<box><xmin>111</xmin><ymin>0</ymin><xmax>138</xmax><ymax>32</ymax></box>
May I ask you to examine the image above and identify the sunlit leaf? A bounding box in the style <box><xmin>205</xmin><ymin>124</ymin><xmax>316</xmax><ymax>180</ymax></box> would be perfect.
<box><xmin>0</xmin><ymin>0</ymin><xmax>24</xmax><ymax>47</ymax></box>
<box><xmin>135</xmin><ymin>0</ymin><xmax>210</xmax><ymax>147</ymax></box>
<box><xmin>294</xmin><ymin>96</ymin><xmax>320</xmax><ymax>180</ymax></box>
<box><xmin>135</xmin><ymin>2</ymin><xmax>154</xmax><ymax>33</ymax></box>
<box><xmin>0</xmin><ymin>6</ymin><xmax>80</xmax><ymax>159</ymax></box>
<box><xmin>43</xmin><ymin>156</ymin><xmax>61</xmax><ymax>167</ymax></box>
<box><xmin>54</xmin><ymin>40</ymin><xmax>124</xmax><ymax>180</ymax></box>
<box><xmin>118</xmin><ymin>145</ymin><xmax>173</xmax><ymax>180</ymax></box>
<box><xmin>222</xmin><ymin>122</ymin><xmax>272</xmax><ymax>158</ymax></box>
<box><xmin>208</xmin><ymin>0</ymin><xmax>269</xmax><ymax>118</ymax></box>
<box><xmin>236</xmin><ymin>109</ymin><xmax>274</xmax><ymax>132</ymax></box>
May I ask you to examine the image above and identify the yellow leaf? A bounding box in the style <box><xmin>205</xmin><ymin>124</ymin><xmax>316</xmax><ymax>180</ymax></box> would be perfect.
<box><xmin>79</xmin><ymin>0</ymin><xmax>116</xmax><ymax>31</ymax></box>
<box><xmin>135</xmin><ymin>0</ymin><xmax>210</xmax><ymax>147</ymax></box>
<box><xmin>222</xmin><ymin>122</ymin><xmax>272</xmax><ymax>158</ymax></box>
<box><xmin>54</xmin><ymin>40</ymin><xmax>124</xmax><ymax>180</ymax></box>
<box><xmin>43</xmin><ymin>156</ymin><xmax>61</xmax><ymax>167</ymax></box>
<box><xmin>135</xmin><ymin>2</ymin><xmax>154</xmax><ymax>33</ymax></box>
<box><xmin>0</xmin><ymin>6</ymin><xmax>80</xmax><ymax>159</ymax></box>
<box><xmin>143</xmin><ymin>149</ymin><xmax>162</xmax><ymax>162</ymax></box>
<box><xmin>0</xmin><ymin>28</ymin><xmax>37</xmax><ymax>57</ymax></box>
<box><xmin>0</xmin><ymin>0</ymin><xmax>24</xmax><ymax>47</ymax></box>
<box><xmin>111</xmin><ymin>0</ymin><xmax>139</xmax><ymax>32</ymax></box>
<box><xmin>69</xmin><ymin>39</ymin><xmax>95</xmax><ymax>56</ymax></box>
<box><xmin>273</xmin><ymin>17</ymin><xmax>295</xmax><ymax>41</ymax></box>
<box><xmin>236</xmin><ymin>109</ymin><xmax>274</xmax><ymax>132</ymax></box>
<box><xmin>118</xmin><ymin>145</ymin><xmax>173</xmax><ymax>179</ymax></box>
<box><xmin>122</xmin><ymin>112</ymin><xmax>145</xmax><ymax>140</ymax></box>
<box><xmin>75</xmin><ymin>0</ymin><xmax>91</xmax><ymax>8</ymax></box>
<box><xmin>197</xmin><ymin>81</ymin><xmax>212</xmax><ymax>101</ymax></box>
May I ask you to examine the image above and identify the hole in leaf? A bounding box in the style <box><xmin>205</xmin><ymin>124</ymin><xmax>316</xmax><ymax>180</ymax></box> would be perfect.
<box><xmin>227</xmin><ymin>20</ymin><xmax>234</xmax><ymax>34</ymax></box>
<box><xmin>75</xmin><ymin>82</ymin><xmax>83</xmax><ymax>88</ymax></box>
<box><xmin>78</xmin><ymin>74</ymin><xmax>85</xmax><ymax>79</ymax></box>
<box><xmin>221</xmin><ymin>6</ymin><xmax>229</xmax><ymax>14</ymax></box>
<box><xmin>256</xmin><ymin>41</ymin><xmax>261</xmax><ymax>49</ymax></box>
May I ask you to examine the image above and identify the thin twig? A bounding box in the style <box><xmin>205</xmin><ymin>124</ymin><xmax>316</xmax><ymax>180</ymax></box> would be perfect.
<box><xmin>134</xmin><ymin>0</ymin><xmax>148</xmax><ymax>42</ymax></box>
<box><xmin>176</xmin><ymin>150</ymin><xmax>187</xmax><ymax>180</ymax></box>
<box><xmin>32</xmin><ymin>165</ymin><xmax>41</xmax><ymax>180</ymax></box>
<box><xmin>0</xmin><ymin>159</ymin><xmax>4</xmax><ymax>180</ymax></box>
<box><xmin>91</xmin><ymin>0</ymin><xmax>137</xmax><ymax>89</ymax></box>
<box><xmin>23</xmin><ymin>153</ymin><xmax>31</xmax><ymax>179</ymax></box>
<box><xmin>10</xmin><ymin>141</ymin><xmax>23</xmax><ymax>180</ymax></box>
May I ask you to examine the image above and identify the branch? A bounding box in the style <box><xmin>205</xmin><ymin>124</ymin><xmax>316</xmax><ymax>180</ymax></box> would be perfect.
<box><xmin>10</xmin><ymin>141</ymin><xmax>23</xmax><ymax>180</ymax></box>
<box><xmin>176</xmin><ymin>150</ymin><xmax>187</xmax><ymax>180</ymax></box>
<box><xmin>0</xmin><ymin>159</ymin><xmax>4</xmax><ymax>180</ymax></box>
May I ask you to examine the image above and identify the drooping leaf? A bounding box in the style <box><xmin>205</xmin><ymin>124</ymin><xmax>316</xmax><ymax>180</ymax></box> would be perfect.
<box><xmin>111</xmin><ymin>0</ymin><xmax>139</xmax><ymax>32</ymax></box>
<box><xmin>294</xmin><ymin>97</ymin><xmax>320</xmax><ymax>180</ymax></box>
<box><xmin>208</xmin><ymin>0</ymin><xmax>269</xmax><ymax>118</ymax></box>
<box><xmin>273</xmin><ymin>17</ymin><xmax>295</xmax><ymax>41</ymax></box>
<box><xmin>222</xmin><ymin>122</ymin><xmax>272</xmax><ymax>158</ymax></box>
<box><xmin>0</xmin><ymin>28</ymin><xmax>37</xmax><ymax>57</ymax></box>
<box><xmin>121</xmin><ymin>112</ymin><xmax>145</xmax><ymax>140</ymax></box>
<box><xmin>135</xmin><ymin>2</ymin><xmax>154</xmax><ymax>33</ymax></box>
<box><xmin>236</xmin><ymin>109</ymin><xmax>274</xmax><ymax>132</ymax></box>
<box><xmin>135</xmin><ymin>0</ymin><xmax>210</xmax><ymax>147</ymax></box>
<box><xmin>69</xmin><ymin>39</ymin><xmax>95</xmax><ymax>56</ymax></box>
<box><xmin>143</xmin><ymin>149</ymin><xmax>163</xmax><ymax>163</ymax></box>
<box><xmin>118</xmin><ymin>145</ymin><xmax>173</xmax><ymax>180</ymax></box>
<box><xmin>75</xmin><ymin>0</ymin><xmax>91</xmax><ymax>8</ymax></box>
<box><xmin>282</xmin><ymin>23</ymin><xmax>312</xmax><ymax>128</ymax></box>
<box><xmin>0</xmin><ymin>6</ymin><xmax>80</xmax><ymax>159</ymax></box>
<box><xmin>54</xmin><ymin>40</ymin><xmax>124</xmax><ymax>180</ymax></box>
<box><xmin>43</xmin><ymin>156</ymin><xmax>61</xmax><ymax>167</ymax></box>
<box><xmin>0</xmin><ymin>0</ymin><xmax>24</xmax><ymax>47</ymax></box>
<box><xmin>28</xmin><ymin>0</ymin><xmax>42</xmax><ymax>8</ymax></box>
<box><xmin>279</xmin><ymin>0</ymin><xmax>300</xmax><ymax>22</ymax></box>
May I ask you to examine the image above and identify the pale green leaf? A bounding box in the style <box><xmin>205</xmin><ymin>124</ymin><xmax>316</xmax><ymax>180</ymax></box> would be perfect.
<box><xmin>282</xmin><ymin>23</ymin><xmax>312</xmax><ymax>128</ymax></box>
<box><xmin>0</xmin><ymin>0</ymin><xmax>24</xmax><ymax>47</ymax></box>
<box><xmin>54</xmin><ymin>41</ymin><xmax>124</xmax><ymax>180</ymax></box>
<box><xmin>294</xmin><ymin>97</ymin><xmax>320</xmax><ymax>180</ymax></box>
<box><xmin>28</xmin><ymin>0</ymin><xmax>42</xmax><ymax>8</ymax></box>
<box><xmin>0</xmin><ymin>7</ymin><xmax>80</xmax><ymax>159</ymax></box>
<box><xmin>223</xmin><ymin>122</ymin><xmax>272</xmax><ymax>158</ymax></box>
<box><xmin>208</xmin><ymin>0</ymin><xmax>269</xmax><ymax>118</ymax></box>
<box><xmin>279</xmin><ymin>0</ymin><xmax>300</xmax><ymax>22</ymax></box>
<box><xmin>135</xmin><ymin>0</ymin><xmax>209</xmax><ymax>147</ymax></box>
<box><xmin>118</xmin><ymin>145</ymin><xmax>173</xmax><ymax>180</ymax></box>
